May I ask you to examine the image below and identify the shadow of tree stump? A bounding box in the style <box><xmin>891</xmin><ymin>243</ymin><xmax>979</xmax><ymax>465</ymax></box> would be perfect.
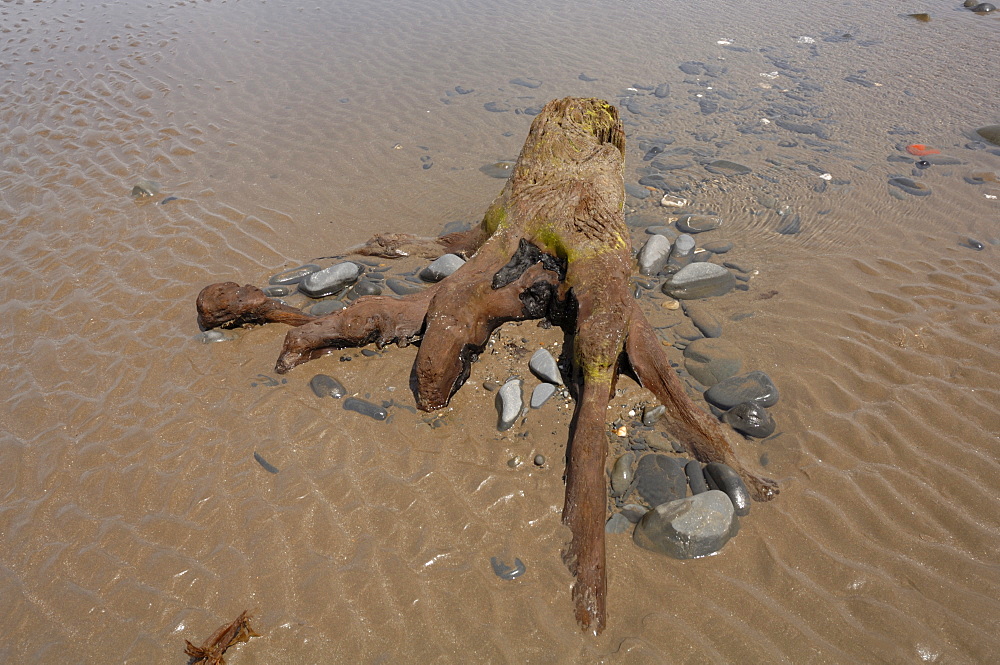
<box><xmin>196</xmin><ymin>97</ymin><xmax>778</xmax><ymax>634</ymax></box>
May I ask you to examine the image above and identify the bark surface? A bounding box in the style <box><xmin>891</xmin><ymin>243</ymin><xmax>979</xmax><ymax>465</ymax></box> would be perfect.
<box><xmin>195</xmin><ymin>97</ymin><xmax>778</xmax><ymax>634</ymax></box>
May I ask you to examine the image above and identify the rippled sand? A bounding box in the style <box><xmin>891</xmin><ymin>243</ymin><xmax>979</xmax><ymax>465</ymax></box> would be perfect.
<box><xmin>2</xmin><ymin>0</ymin><xmax>999</xmax><ymax>662</ymax></box>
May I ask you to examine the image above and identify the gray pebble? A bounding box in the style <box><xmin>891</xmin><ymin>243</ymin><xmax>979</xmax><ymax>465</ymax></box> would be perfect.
<box><xmin>685</xmin><ymin>460</ymin><xmax>709</xmax><ymax>494</ymax></box>
<box><xmin>620</xmin><ymin>504</ymin><xmax>647</xmax><ymax>523</ymax></box>
<box><xmin>534</xmin><ymin>454</ymin><xmax>545</xmax><ymax>466</ymax></box>
<box><xmin>606</xmin><ymin>512</ymin><xmax>632</xmax><ymax>534</ymax></box>
<box><xmin>310</xmin><ymin>374</ymin><xmax>346</xmax><ymax>399</ymax></box>
<box><xmin>490</xmin><ymin>557</ymin><xmax>526</xmax><ymax>580</ymax></box>
<box><xmin>528</xmin><ymin>348</ymin><xmax>563</xmax><ymax>385</ymax></box>
<box><xmin>310</xmin><ymin>299</ymin><xmax>346</xmax><ymax>316</ymax></box>
<box><xmin>195</xmin><ymin>330</ymin><xmax>232</xmax><ymax>344</ymax></box>
<box><xmin>530</xmin><ymin>382</ymin><xmax>557</xmax><ymax>408</ymax></box>
<box><xmin>676</xmin><ymin>214</ymin><xmax>723</xmax><ymax>234</ymax></box>
<box><xmin>704</xmin><ymin>370</ymin><xmax>779</xmax><ymax>409</ymax></box>
<box><xmin>704</xmin><ymin>462</ymin><xmax>752</xmax><ymax>516</ymax></box>
<box><xmin>496</xmin><ymin>379</ymin><xmax>523</xmax><ymax>431</ymax></box>
<box><xmin>682</xmin><ymin>301</ymin><xmax>722</xmax><ymax>338</ymax></box>
<box><xmin>299</xmin><ymin>262</ymin><xmax>361</xmax><ymax>297</ymax></box>
<box><xmin>641</xmin><ymin>404</ymin><xmax>666</xmax><ymax>426</ymax></box>
<box><xmin>665</xmin><ymin>233</ymin><xmax>696</xmax><ymax>273</ymax></box>
<box><xmin>701</xmin><ymin>239</ymin><xmax>733</xmax><ymax>254</ymax></box>
<box><xmin>635</xmin><ymin>454</ymin><xmax>688</xmax><ymax>507</ymax></box>
<box><xmin>637</xmin><ymin>234</ymin><xmax>672</xmax><ymax>276</ymax></box>
<box><xmin>270</xmin><ymin>263</ymin><xmax>321</xmax><ymax>286</ymax></box>
<box><xmin>262</xmin><ymin>285</ymin><xmax>290</xmax><ymax>297</ymax></box>
<box><xmin>683</xmin><ymin>337</ymin><xmax>743</xmax><ymax>386</ymax></box>
<box><xmin>386</xmin><ymin>278</ymin><xmax>425</xmax><ymax>296</ymax></box>
<box><xmin>704</xmin><ymin>160</ymin><xmax>751</xmax><ymax>176</ymax></box>
<box><xmin>633</xmin><ymin>490</ymin><xmax>739</xmax><ymax>559</ymax></box>
<box><xmin>343</xmin><ymin>397</ymin><xmax>388</xmax><ymax>420</ymax></box>
<box><xmin>420</xmin><ymin>253</ymin><xmax>466</xmax><ymax>282</ymax></box>
<box><xmin>610</xmin><ymin>452</ymin><xmax>636</xmax><ymax>498</ymax></box>
<box><xmin>663</xmin><ymin>262</ymin><xmax>736</xmax><ymax>300</ymax></box>
<box><xmin>722</xmin><ymin>402</ymin><xmax>776</xmax><ymax>438</ymax></box>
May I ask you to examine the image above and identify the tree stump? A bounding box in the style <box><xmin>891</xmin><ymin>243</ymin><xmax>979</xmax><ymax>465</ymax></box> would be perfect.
<box><xmin>196</xmin><ymin>97</ymin><xmax>778</xmax><ymax>634</ymax></box>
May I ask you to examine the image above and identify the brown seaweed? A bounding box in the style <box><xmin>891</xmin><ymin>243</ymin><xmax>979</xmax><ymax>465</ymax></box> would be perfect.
<box><xmin>184</xmin><ymin>610</ymin><xmax>259</xmax><ymax>665</ymax></box>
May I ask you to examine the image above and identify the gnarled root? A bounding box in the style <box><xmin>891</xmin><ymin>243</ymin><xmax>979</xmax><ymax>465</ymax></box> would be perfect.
<box><xmin>196</xmin><ymin>282</ymin><xmax>315</xmax><ymax>330</ymax></box>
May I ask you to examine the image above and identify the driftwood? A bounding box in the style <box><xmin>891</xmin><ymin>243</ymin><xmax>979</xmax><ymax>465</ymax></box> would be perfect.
<box><xmin>196</xmin><ymin>97</ymin><xmax>777</xmax><ymax>634</ymax></box>
<box><xmin>184</xmin><ymin>610</ymin><xmax>259</xmax><ymax>664</ymax></box>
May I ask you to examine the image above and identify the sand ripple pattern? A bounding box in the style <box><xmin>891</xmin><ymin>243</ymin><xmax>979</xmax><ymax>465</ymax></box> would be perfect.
<box><xmin>1</xmin><ymin>0</ymin><xmax>999</xmax><ymax>662</ymax></box>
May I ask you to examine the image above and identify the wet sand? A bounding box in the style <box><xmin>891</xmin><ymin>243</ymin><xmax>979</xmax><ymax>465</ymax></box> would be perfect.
<box><xmin>1</xmin><ymin>0</ymin><xmax>999</xmax><ymax>662</ymax></box>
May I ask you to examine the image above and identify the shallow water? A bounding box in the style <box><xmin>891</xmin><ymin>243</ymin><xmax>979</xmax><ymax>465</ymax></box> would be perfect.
<box><xmin>2</xmin><ymin>0</ymin><xmax>999</xmax><ymax>662</ymax></box>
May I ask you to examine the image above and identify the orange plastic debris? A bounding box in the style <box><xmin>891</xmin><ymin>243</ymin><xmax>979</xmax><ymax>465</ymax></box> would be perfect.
<box><xmin>906</xmin><ymin>144</ymin><xmax>940</xmax><ymax>156</ymax></box>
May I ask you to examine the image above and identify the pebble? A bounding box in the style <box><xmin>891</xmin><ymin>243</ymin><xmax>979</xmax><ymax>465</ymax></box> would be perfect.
<box><xmin>704</xmin><ymin>160</ymin><xmax>752</xmax><ymax>176</ymax></box>
<box><xmin>660</xmin><ymin>194</ymin><xmax>689</xmax><ymax>208</ymax></box>
<box><xmin>310</xmin><ymin>374</ymin><xmax>346</xmax><ymax>398</ymax></box>
<box><xmin>253</xmin><ymin>452</ymin><xmax>280</xmax><ymax>474</ymax></box>
<box><xmin>385</xmin><ymin>278</ymin><xmax>425</xmax><ymax>296</ymax></box>
<box><xmin>722</xmin><ymin>402</ymin><xmax>777</xmax><ymax>438</ymax></box>
<box><xmin>510</xmin><ymin>77</ymin><xmax>542</xmax><ymax>88</ymax></box>
<box><xmin>270</xmin><ymin>264</ymin><xmax>321</xmax><ymax>286</ymax></box>
<box><xmin>645</xmin><ymin>225</ymin><xmax>680</xmax><ymax>240</ymax></box>
<box><xmin>625</xmin><ymin>182</ymin><xmax>651</xmax><ymax>199</ymax></box>
<box><xmin>962</xmin><ymin>238</ymin><xmax>985</xmax><ymax>251</ymax></box>
<box><xmin>654</xmin><ymin>83</ymin><xmax>671</xmax><ymax>98</ymax></box>
<box><xmin>490</xmin><ymin>557</ymin><xmax>526</xmax><ymax>580</ymax></box>
<box><xmin>975</xmin><ymin>125</ymin><xmax>1000</xmax><ymax>146</ymax></box>
<box><xmin>299</xmin><ymin>262</ymin><xmax>360</xmax><ymax>297</ymax></box>
<box><xmin>495</xmin><ymin>379</ymin><xmax>523</xmax><ymax>431</ymax></box>
<box><xmin>663</xmin><ymin>262</ymin><xmax>736</xmax><ymax>300</ymax></box>
<box><xmin>620</xmin><ymin>504</ymin><xmax>647</xmax><ymax>523</ymax></box>
<box><xmin>775</xmin><ymin>213</ymin><xmax>802</xmax><ymax>235</ymax></box>
<box><xmin>888</xmin><ymin>177</ymin><xmax>932</xmax><ymax>196</ymax></box>
<box><xmin>262</xmin><ymin>285</ymin><xmax>290</xmax><ymax>297</ymax></box>
<box><xmin>484</xmin><ymin>101</ymin><xmax>511</xmax><ymax>112</ymax></box>
<box><xmin>682</xmin><ymin>302</ymin><xmax>722</xmax><ymax>338</ymax></box>
<box><xmin>635</xmin><ymin>454</ymin><xmax>688</xmax><ymax>507</ymax></box>
<box><xmin>481</xmin><ymin>161</ymin><xmax>515</xmax><ymax>178</ymax></box>
<box><xmin>343</xmin><ymin>397</ymin><xmax>388</xmax><ymax>420</ymax></box>
<box><xmin>637</xmin><ymin>234</ymin><xmax>672</xmax><ymax>275</ymax></box>
<box><xmin>665</xmin><ymin>233</ymin><xmax>696</xmax><ymax>273</ymax></box>
<box><xmin>704</xmin><ymin>463</ymin><xmax>752</xmax><ymax>516</ymax></box>
<box><xmin>419</xmin><ymin>254</ymin><xmax>466</xmax><ymax>282</ymax></box>
<box><xmin>534</xmin><ymin>454</ymin><xmax>545</xmax><ymax>466</ymax></box>
<box><xmin>632</xmin><ymin>490</ymin><xmax>739</xmax><ymax>559</ymax></box>
<box><xmin>611</xmin><ymin>452</ymin><xmax>636</xmax><ymax>498</ymax></box>
<box><xmin>528</xmin><ymin>348</ymin><xmax>563</xmax><ymax>385</ymax></box>
<box><xmin>971</xmin><ymin>2</ymin><xmax>995</xmax><ymax>12</ymax></box>
<box><xmin>683</xmin><ymin>338</ymin><xmax>743</xmax><ymax>386</ymax></box>
<box><xmin>347</xmin><ymin>279</ymin><xmax>382</xmax><ymax>299</ymax></box>
<box><xmin>676</xmin><ymin>214</ymin><xmax>722</xmax><ymax>234</ymax></box>
<box><xmin>195</xmin><ymin>330</ymin><xmax>233</xmax><ymax>344</ymax></box>
<box><xmin>701</xmin><ymin>239</ymin><xmax>734</xmax><ymax>254</ymax></box>
<box><xmin>530</xmin><ymin>382</ymin><xmax>557</xmax><ymax>408</ymax></box>
<box><xmin>310</xmin><ymin>299</ymin><xmax>346</xmax><ymax>316</ymax></box>
<box><xmin>704</xmin><ymin>370</ymin><xmax>779</xmax><ymax>409</ymax></box>
<box><xmin>130</xmin><ymin>179</ymin><xmax>161</xmax><ymax>198</ymax></box>
<box><xmin>685</xmin><ymin>460</ymin><xmax>709</xmax><ymax>494</ymax></box>
<box><xmin>641</xmin><ymin>404</ymin><xmax>666</xmax><ymax>426</ymax></box>
<box><xmin>606</xmin><ymin>513</ymin><xmax>633</xmax><ymax>534</ymax></box>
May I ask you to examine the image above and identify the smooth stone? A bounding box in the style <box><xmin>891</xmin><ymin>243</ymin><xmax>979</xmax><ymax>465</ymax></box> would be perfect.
<box><xmin>310</xmin><ymin>374</ymin><xmax>347</xmax><ymax>399</ymax></box>
<box><xmin>920</xmin><ymin>155</ymin><xmax>962</xmax><ymax>166</ymax></box>
<box><xmin>654</xmin><ymin>83</ymin><xmax>671</xmax><ymax>98</ymax></box>
<box><xmin>682</xmin><ymin>302</ymin><xmax>722</xmax><ymax>338</ymax></box>
<box><xmin>385</xmin><ymin>278</ymin><xmax>425</xmax><ymax>296</ymax></box>
<box><xmin>641</xmin><ymin>404</ymin><xmax>666</xmax><ymax>426</ymax></box>
<box><xmin>971</xmin><ymin>2</ymin><xmax>995</xmax><ymax>12</ymax></box>
<box><xmin>683</xmin><ymin>337</ymin><xmax>743</xmax><ymax>386</ymax></box>
<box><xmin>496</xmin><ymin>379</ymin><xmax>523</xmax><ymax>431</ymax></box>
<box><xmin>484</xmin><ymin>101</ymin><xmax>510</xmax><ymax>112</ymax></box>
<box><xmin>481</xmin><ymin>161</ymin><xmax>515</xmax><ymax>178</ymax></box>
<box><xmin>510</xmin><ymin>77</ymin><xmax>542</xmax><ymax>88</ymax></box>
<box><xmin>530</xmin><ymin>382</ymin><xmax>557</xmax><ymax>408</ymax></box>
<box><xmin>722</xmin><ymin>402</ymin><xmax>776</xmax><ymax>438</ymax></box>
<box><xmin>270</xmin><ymin>263</ymin><xmax>321</xmax><ymax>286</ymax></box>
<box><xmin>346</xmin><ymin>279</ymin><xmax>382</xmax><ymax>299</ymax></box>
<box><xmin>633</xmin><ymin>490</ymin><xmax>739</xmax><ymax>559</ymax></box>
<box><xmin>665</xmin><ymin>233</ymin><xmax>696</xmax><ymax>273</ymax></box>
<box><xmin>620</xmin><ymin>504</ymin><xmax>647</xmax><ymax>523</ymax></box>
<box><xmin>490</xmin><ymin>557</ymin><xmax>526</xmax><ymax>580</ymax></box>
<box><xmin>262</xmin><ymin>285</ymin><xmax>290</xmax><ymax>297</ymax></box>
<box><xmin>704</xmin><ymin>370</ymin><xmax>779</xmax><ymax>409</ymax></box>
<box><xmin>685</xmin><ymin>460</ymin><xmax>710</xmax><ymax>494</ymax></box>
<box><xmin>310</xmin><ymin>300</ymin><xmax>346</xmax><ymax>316</ymax></box>
<box><xmin>528</xmin><ymin>348</ymin><xmax>563</xmax><ymax>385</ymax></box>
<box><xmin>606</xmin><ymin>513</ymin><xmax>632</xmax><ymax>534</ymax></box>
<box><xmin>704</xmin><ymin>160</ymin><xmax>751</xmax><ymax>176</ymax></box>
<box><xmin>645</xmin><ymin>225</ymin><xmax>680</xmax><ymax>240</ymax></box>
<box><xmin>343</xmin><ymin>397</ymin><xmax>387</xmax><ymax>420</ymax></box>
<box><xmin>676</xmin><ymin>214</ymin><xmax>722</xmax><ymax>234</ymax></box>
<box><xmin>611</xmin><ymin>452</ymin><xmax>636</xmax><ymax>498</ymax></box>
<box><xmin>635</xmin><ymin>454</ymin><xmax>688</xmax><ymax>507</ymax></box>
<box><xmin>299</xmin><ymin>262</ymin><xmax>360</xmax><ymax>297</ymax></box>
<box><xmin>704</xmin><ymin>463</ymin><xmax>752</xmax><ymax>516</ymax></box>
<box><xmin>663</xmin><ymin>263</ymin><xmax>736</xmax><ymax>299</ymax></box>
<box><xmin>195</xmin><ymin>330</ymin><xmax>233</xmax><ymax>344</ymax></box>
<box><xmin>888</xmin><ymin>177</ymin><xmax>931</xmax><ymax>196</ymax></box>
<box><xmin>962</xmin><ymin>238</ymin><xmax>985</xmax><ymax>251</ymax></box>
<box><xmin>701</xmin><ymin>239</ymin><xmax>734</xmax><ymax>254</ymax></box>
<box><xmin>637</xmin><ymin>234</ymin><xmax>672</xmax><ymax>276</ymax></box>
<box><xmin>625</xmin><ymin>182</ymin><xmax>650</xmax><ymax>199</ymax></box>
<box><xmin>419</xmin><ymin>253</ymin><xmax>465</xmax><ymax>282</ymax></box>
<box><xmin>775</xmin><ymin>213</ymin><xmax>802</xmax><ymax>235</ymax></box>
<box><xmin>660</xmin><ymin>194</ymin><xmax>689</xmax><ymax>208</ymax></box>
<box><xmin>975</xmin><ymin>125</ymin><xmax>1000</xmax><ymax>146</ymax></box>
<box><xmin>130</xmin><ymin>179</ymin><xmax>161</xmax><ymax>198</ymax></box>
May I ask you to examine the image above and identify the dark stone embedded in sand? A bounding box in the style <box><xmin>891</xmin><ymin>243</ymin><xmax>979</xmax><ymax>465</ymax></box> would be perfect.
<box><xmin>496</xmin><ymin>378</ymin><xmax>523</xmax><ymax>431</ymax></box>
<box><xmin>641</xmin><ymin>404</ymin><xmax>666</xmax><ymax>426</ymax></box>
<box><xmin>633</xmin><ymin>490</ymin><xmax>739</xmax><ymax>559</ymax></box>
<box><xmin>262</xmin><ymin>285</ymin><xmax>290</xmax><ymax>298</ymax></box>
<box><xmin>484</xmin><ymin>101</ymin><xmax>511</xmax><ymax>112</ymax></box>
<box><xmin>975</xmin><ymin>125</ymin><xmax>1000</xmax><ymax>146</ymax></box>
<box><xmin>343</xmin><ymin>397</ymin><xmax>387</xmax><ymax>420</ymax></box>
<box><xmin>921</xmin><ymin>155</ymin><xmax>962</xmax><ymax>166</ymax></box>
<box><xmin>270</xmin><ymin>263</ymin><xmax>321</xmax><ymax>286</ymax></box>
<box><xmin>654</xmin><ymin>83</ymin><xmax>671</xmax><ymax>98</ymax></box>
<box><xmin>625</xmin><ymin>182</ymin><xmax>650</xmax><ymax>199</ymax></box>
<box><xmin>962</xmin><ymin>238</ymin><xmax>985</xmax><ymax>251</ymax></box>
<box><xmin>310</xmin><ymin>374</ymin><xmax>347</xmax><ymax>399</ymax></box>
<box><xmin>130</xmin><ymin>179</ymin><xmax>161</xmax><ymax>198</ymax></box>
<box><xmin>685</xmin><ymin>460</ymin><xmax>709</xmax><ymax>494</ymax></box>
<box><xmin>676</xmin><ymin>214</ymin><xmax>722</xmax><ymax>234</ymax></box>
<box><xmin>510</xmin><ymin>77</ymin><xmax>542</xmax><ymax>88</ymax></box>
<box><xmin>683</xmin><ymin>337</ymin><xmax>742</xmax><ymax>386</ymax></box>
<box><xmin>722</xmin><ymin>402</ymin><xmax>776</xmax><ymax>438</ymax></box>
<box><xmin>701</xmin><ymin>239</ymin><xmax>733</xmax><ymax>254</ymax></box>
<box><xmin>420</xmin><ymin>253</ymin><xmax>466</xmax><ymax>282</ymax></box>
<box><xmin>663</xmin><ymin>262</ymin><xmax>736</xmax><ymax>299</ymax></box>
<box><xmin>310</xmin><ymin>300</ymin><xmax>346</xmax><ymax>316</ymax></box>
<box><xmin>347</xmin><ymin>279</ymin><xmax>382</xmax><ymax>299</ymax></box>
<box><xmin>637</xmin><ymin>234</ymin><xmax>672</xmax><ymax>275</ymax></box>
<box><xmin>776</xmin><ymin>213</ymin><xmax>802</xmax><ymax>235</ymax></box>
<box><xmin>299</xmin><ymin>262</ymin><xmax>360</xmax><ymax>297</ymax></box>
<box><xmin>481</xmin><ymin>161</ymin><xmax>516</xmax><ymax>178</ymax></box>
<box><xmin>678</xmin><ymin>61</ymin><xmax>706</xmax><ymax>75</ymax></box>
<box><xmin>698</xmin><ymin>99</ymin><xmax>719</xmax><ymax>115</ymax></box>
<box><xmin>635</xmin><ymin>454</ymin><xmax>688</xmax><ymax>507</ymax></box>
<box><xmin>704</xmin><ymin>370</ymin><xmax>779</xmax><ymax>409</ymax></box>
<box><xmin>385</xmin><ymin>278</ymin><xmax>425</xmax><ymax>296</ymax></box>
<box><xmin>490</xmin><ymin>557</ymin><xmax>526</xmax><ymax>580</ymax></box>
<box><xmin>611</xmin><ymin>452</ymin><xmax>636</xmax><ymax>498</ymax></box>
<box><xmin>682</xmin><ymin>301</ymin><xmax>722</xmax><ymax>338</ymax></box>
<box><xmin>888</xmin><ymin>177</ymin><xmax>931</xmax><ymax>196</ymax></box>
<box><xmin>704</xmin><ymin>462</ymin><xmax>751</xmax><ymax>516</ymax></box>
<box><xmin>704</xmin><ymin>160</ymin><xmax>751</xmax><ymax>176</ymax></box>
<box><xmin>605</xmin><ymin>513</ymin><xmax>632</xmax><ymax>534</ymax></box>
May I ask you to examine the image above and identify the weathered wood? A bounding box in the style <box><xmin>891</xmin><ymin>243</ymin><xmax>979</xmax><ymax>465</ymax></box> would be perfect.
<box><xmin>195</xmin><ymin>97</ymin><xmax>777</xmax><ymax>634</ymax></box>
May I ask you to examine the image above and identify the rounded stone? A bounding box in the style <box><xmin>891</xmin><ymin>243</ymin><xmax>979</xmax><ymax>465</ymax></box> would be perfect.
<box><xmin>681</xmin><ymin>301</ymin><xmax>722</xmax><ymax>338</ymax></box>
<box><xmin>683</xmin><ymin>337</ymin><xmax>743</xmax><ymax>386</ymax></box>
<box><xmin>701</xmin><ymin>239</ymin><xmax>734</xmax><ymax>254</ymax></box>
<box><xmin>299</xmin><ymin>262</ymin><xmax>361</xmax><ymax>297</ymax></box>
<box><xmin>528</xmin><ymin>348</ymin><xmax>563</xmax><ymax>385</ymax></box>
<box><xmin>343</xmin><ymin>397</ymin><xmax>387</xmax><ymax>421</ymax></box>
<box><xmin>704</xmin><ymin>160</ymin><xmax>751</xmax><ymax>176</ymax></box>
<box><xmin>641</xmin><ymin>404</ymin><xmax>666</xmax><ymax>426</ymax></box>
<box><xmin>310</xmin><ymin>299</ymin><xmax>346</xmax><ymax>316</ymax></box>
<box><xmin>676</xmin><ymin>214</ymin><xmax>723</xmax><ymax>234</ymax></box>
<box><xmin>270</xmin><ymin>263</ymin><xmax>321</xmax><ymax>286</ymax></box>
<box><xmin>606</xmin><ymin>512</ymin><xmax>632</xmax><ymax>534</ymax></box>
<box><xmin>611</xmin><ymin>452</ymin><xmax>636</xmax><ymax>498</ymax></box>
<box><xmin>975</xmin><ymin>125</ymin><xmax>1000</xmax><ymax>146</ymax></box>
<box><xmin>704</xmin><ymin>463</ymin><xmax>752</xmax><ymax>516</ymax></box>
<box><xmin>637</xmin><ymin>234</ymin><xmax>672</xmax><ymax>276</ymax></box>
<box><xmin>722</xmin><ymin>402</ymin><xmax>776</xmax><ymax>438</ymax></box>
<box><xmin>971</xmin><ymin>2</ymin><xmax>995</xmax><ymax>12</ymax></box>
<box><xmin>534</xmin><ymin>454</ymin><xmax>545</xmax><ymax>466</ymax></box>
<box><xmin>635</xmin><ymin>454</ymin><xmax>688</xmax><ymax>507</ymax></box>
<box><xmin>530</xmin><ymin>382</ymin><xmax>557</xmax><ymax>409</ymax></box>
<box><xmin>632</xmin><ymin>490</ymin><xmax>739</xmax><ymax>559</ymax></box>
<box><xmin>704</xmin><ymin>370</ymin><xmax>779</xmax><ymax>409</ymax></box>
<box><xmin>419</xmin><ymin>253</ymin><xmax>466</xmax><ymax>282</ymax></box>
<box><xmin>385</xmin><ymin>278</ymin><xmax>425</xmax><ymax>296</ymax></box>
<box><xmin>888</xmin><ymin>177</ymin><xmax>931</xmax><ymax>197</ymax></box>
<box><xmin>495</xmin><ymin>379</ymin><xmax>523</xmax><ymax>431</ymax></box>
<box><xmin>481</xmin><ymin>161</ymin><xmax>516</xmax><ymax>178</ymax></box>
<box><xmin>663</xmin><ymin>262</ymin><xmax>736</xmax><ymax>300</ymax></box>
<box><xmin>310</xmin><ymin>374</ymin><xmax>346</xmax><ymax>399</ymax></box>
<box><xmin>685</xmin><ymin>460</ymin><xmax>709</xmax><ymax>494</ymax></box>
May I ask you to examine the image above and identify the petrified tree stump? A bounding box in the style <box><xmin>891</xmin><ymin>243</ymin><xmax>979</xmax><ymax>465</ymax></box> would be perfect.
<box><xmin>196</xmin><ymin>97</ymin><xmax>777</xmax><ymax>634</ymax></box>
